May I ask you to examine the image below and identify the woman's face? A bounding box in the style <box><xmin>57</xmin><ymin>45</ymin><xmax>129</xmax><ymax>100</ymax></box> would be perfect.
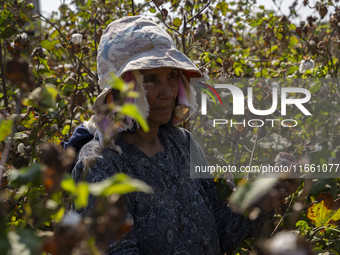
<box><xmin>141</xmin><ymin>67</ymin><xmax>179</xmax><ymax>129</ymax></box>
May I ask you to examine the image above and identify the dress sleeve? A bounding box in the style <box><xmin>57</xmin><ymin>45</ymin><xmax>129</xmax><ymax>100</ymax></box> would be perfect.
<box><xmin>185</xmin><ymin>129</ymin><xmax>271</xmax><ymax>253</ymax></box>
<box><xmin>71</xmin><ymin>140</ymin><xmax>141</xmax><ymax>255</ymax></box>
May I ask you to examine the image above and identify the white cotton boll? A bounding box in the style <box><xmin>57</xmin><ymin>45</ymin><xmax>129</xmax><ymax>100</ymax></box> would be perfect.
<box><xmin>201</xmin><ymin>68</ymin><xmax>210</xmax><ymax>82</ymax></box>
<box><xmin>299</xmin><ymin>59</ymin><xmax>314</xmax><ymax>73</ymax></box>
<box><xmin>338</xmin><ymin>22</ymin><xmax>340</xmax><ymax>27</ymax></box>
<box><xmin>10</xmin><ymin>41</ymin><xmax>15</xmax><ymax>48</ymax></box>
<box><xmin>315</xmin><ymin>143</ymin><xmax>322</xmax><ymax>151</ymax></box>
<box><xmin>61</xmin><ymin>212</ymin><xmax>81</xmax><ymax>227</ymax></box>
<box><xmin>246</xmin><ymin>60</ymin><xmax>255</xmax><ymax>68</ymax></box>
<box><xmin>21</xmin><ymin>33</ymin><xmax>28</xmax><ymax>40</ymax></box>
<box><xmin>299</xmin><ymin>60</ymin><xmax>306</xmax><ymax>73</ymax></box>
<box><xmin>17</xmin><ymin>143</ymin><xmax>26</xmax><ymax>154</ymax></box>
<box><xmin>269</xmin><ymin>232</ymin><xmax>297</xmax><ymax>251</ymax></box>
<box><xmin>70</xmin><ymin>33</ymin><xmax>83</xmax><ymax>45</ymax></box>
<box><xmin>272</xmin><ymin>59</ymin><xmax>279</xmax><ymax>66</ymax></box>
<box><xmin>64</xmin><ymin>63</ymin><xmax>74</xmax><ymax>69</ymax></box>
<box><xmin>271</xmin><ymin>82</ymin><xmax>279</xmax><ymax>87</ymax></box>
<box><xmin>304</xmin><ymin>59</ymin><xmax>314</xmax><ymax>70</ymax></box>
<box><xmin>310</xmin><ymin>40</ymin><xmax>315</xmax><ymax>46</ymax></box>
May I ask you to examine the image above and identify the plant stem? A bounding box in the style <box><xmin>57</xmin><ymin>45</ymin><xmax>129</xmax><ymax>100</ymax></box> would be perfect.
<box><xmin>0</xmin><ymin>35</ymin><xmax>8</xmax><ymax>107</ymax></box>
<box><xmin>271</xmin><ymin>194</ymin><xmax>295</xmax><ymax>236</ymax></box>
<box><xmin>31</xmin><ymin>109</ymin><xmax>43</xmax><ymax>164</ymax></box>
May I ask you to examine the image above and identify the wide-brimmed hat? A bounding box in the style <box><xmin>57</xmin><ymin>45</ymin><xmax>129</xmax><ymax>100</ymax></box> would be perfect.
<box><xmin>93</xmin><ymin>15</ymin><xmax>201</xmax><ymax>113</ymax></box>
<box><xmin>84</xmin><ymin>16</ymin><xmax>202</xmax><ymax>149</ymax></box>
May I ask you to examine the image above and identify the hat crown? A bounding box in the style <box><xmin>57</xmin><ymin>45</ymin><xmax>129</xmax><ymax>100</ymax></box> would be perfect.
<box><xmin>97</xmin><ymin>16</ymin><xmax>176</xmax><ymax>86</ymax></box>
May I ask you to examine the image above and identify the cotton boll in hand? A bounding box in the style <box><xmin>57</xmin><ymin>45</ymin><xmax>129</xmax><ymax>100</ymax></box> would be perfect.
<box><xmin>70</xmin><ymin>33</ymin><xmax>83</xmax><ymax>45</ymax></box>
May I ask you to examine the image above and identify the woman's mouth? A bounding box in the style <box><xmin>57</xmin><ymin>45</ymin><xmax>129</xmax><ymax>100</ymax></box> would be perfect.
<box><xmin>154</xmin><ymin>106</ymin><xmax>172</xmax><ymax>112</ymax></box>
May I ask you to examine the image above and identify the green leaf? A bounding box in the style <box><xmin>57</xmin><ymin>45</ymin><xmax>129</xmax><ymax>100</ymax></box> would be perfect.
<box><xmin>309</xmin><ymin>83</ymin><xmax>322</xmax><ymax>94</ymax></box>
<box><xmin>0</xmin><ymin>119</ymin><xmax>12</xmax><ymax>142</ymax></box>
<box><xmin>75</xmin><ymin>182</ymin><xmax>89</xmax><ymax>209</ymax></box>
<box><xmin>12</xmin><ymin>132</ymin><xmax>29</xmax><ymax>140</ymax></box>
<box><xmin>109</xmin><ymin>73</ymin><xmax>128</xmax><ymax>91</ymax></box>
<box><xmin>275</xmin><ymin>31</ymin><xmax>283</xmax><ymax>40</ymax></box>
<box><xmin>8</xmin><ymin>164</ymin><xmax>44</xmax><ymax>188</ymax></box>
<box><xmin>26</xmin><ymin>84</ymin><xmax>58</xmax><ymax>108</ymax></box>
<box><xmin>53</xmin><ymin>207</ymin><xmax>65</xmax><ymax>222</ymax></box>
<box><xmin>307</xmin><ymin>192</ymin><xmax>340</xmax><ymax>227</ymax></box>
<box><xmin>270</xmin><ymin>45</ymin><xmax>278</xmax><ymax>52</ymax></box>
<box><xmin>249</xmin><ymin>19</ymin><xmax>263</xmax><ymax>27</ymax></box>
<box><xmin>287</xmin><ymin>66</ymin><xmax>299</xmax><ymax>75</ymax></box>
<box><xmin>217</xmin><ymin>2</ymin><xmax>228</xmax><ymax>16</ymax></box>
<box><xmin>289</xmin><ymin>24</ymin><xmax>296</xmax><ymax>31</ymax></box>
<box><xmin>173</xmin><ymin>18</ymin><xmax>182</xmax><ymax>27</ymax></box>
<box><xmin>7</xmin><ymin>230</ymin><xmax>41</xmax><ymax>255</ymax></box>
<box><xmin>1</xmin><ymin>27</ymin><xmax>17</xmax><ymax>39</ymax></box>
<box><xmin>37</xmin><ymin>57</ymin><xmax>50</xmax><ymax>70</ymax></box>
<box><xmin>61</xmin><ymin>125</ymin><xmax>70</xmax><ymax>136</ymax></box>
<box><xmin>89</xmin><ymin>173</ymin><xmax>153</xmax><ymax>197</ymax></box>
<box><xmin>289</xmin><ymin>36</ymin><xmax>299</xmax><ymax>48</ymax></box>
<box><xmin>234</xmin><ymin>67</ymin><xmax>243</xmax><ymax>76</ymax></box>
<box><xmin>61</xmin><ymin>174</ymin><xmax>77</xmax><ymax>194</ymax></box>
<box><xmin>120</xmin><ymin>104</ymin><xmax>149</xmax><ymax>132</ymax></box>
<box><xmin>149</xmin><ymin>7</ymin><xmax>156</xmax><ymax>13</ymax></box>
<box><xmin>40</xmin><ymin>40</ymin><xmax>54</xmax><ymax>51</ymax></box>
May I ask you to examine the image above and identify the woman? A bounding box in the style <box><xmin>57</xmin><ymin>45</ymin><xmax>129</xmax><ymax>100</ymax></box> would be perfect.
<box><xmin>68</xmin><ymin>16</ymin><xmax>298</xmax><ymax>254</ymax></box>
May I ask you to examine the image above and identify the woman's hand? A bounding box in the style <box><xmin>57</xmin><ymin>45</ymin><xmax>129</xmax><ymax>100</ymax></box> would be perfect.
<box><xmin>257</xmin><ymin>152</ymin><xmax>300</xmax><ymax>213</ymax></box>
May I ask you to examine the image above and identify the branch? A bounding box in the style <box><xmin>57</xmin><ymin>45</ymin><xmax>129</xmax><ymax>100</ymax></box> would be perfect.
<box><xmin>37</xmin><ymin>11</ymin><xmax>67</xmax><ymax>42</ymax></box>
<box><xmin>270</xmin><ymin>194</ymin><xmax>295</xmax><ymax>237</ymax></box>
<box><xmin>182</xmin><ymin>14</ymin><xmax>187</xmax><ymax>54</ymax></box>
<box><xmin>131</xmin><ymin>0</ymin><xmax>135</xmax><ymax>15</ymax></box>
<box><xmin>135</xmin><ymin>1</ymin><xmax>152</xmax><ymax>15</ymax></box>
<box><xmin>246</xmin><ymin>127</ymin><xmax>260</xmax><ymax>180</ymax></box>
<box><xmin>153</xmin><ymin>2</ymin><xmax>181</xmax><ymax>35</ymax></box>
<box><xmin>187</xmin><ymin>1</ymin><xmax>211</xmax><ymax>23</ymax></box>
<box><xmin>65</xmin><ymin>47</ymin><xmax>98</xmax><ymax>81</ymax></box>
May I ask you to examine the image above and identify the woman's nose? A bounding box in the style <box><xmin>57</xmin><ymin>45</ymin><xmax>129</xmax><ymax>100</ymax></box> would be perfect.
<box><xmin>158</xmin><ymin>81</ymin><xmax>175</xmax><ymax>99</ymax></box>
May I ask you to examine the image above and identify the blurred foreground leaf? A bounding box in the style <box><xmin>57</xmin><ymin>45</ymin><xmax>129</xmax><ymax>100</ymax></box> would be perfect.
<box><xmin>120</xmin><ymin>104</ymin><xmax>149</xmax><ymax>133</ymax></box>
<box><xmin>229</xmin><ymin>178</ymin><xmax>278</xmax><ymax>213</ymax></box>
<box><xmin>8</xmin><ymin>164</ymin><xmax>44</xmax><ymax>188</ymax></box>
<box><xmin>89</xmin><ymin>173</ymin><xmax>153</xmax><ymax>197</ymax></box>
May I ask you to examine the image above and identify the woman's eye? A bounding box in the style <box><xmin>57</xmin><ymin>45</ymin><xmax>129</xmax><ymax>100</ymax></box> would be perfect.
<box><xmin>168</xmin><ymin>71</ymin><xmax>178</xmax><ymax>79</ymax></box>
<box><xmin>143</xmin><ymin>77</ymin><xmax>158</xmax><ymax>86</ymax></box>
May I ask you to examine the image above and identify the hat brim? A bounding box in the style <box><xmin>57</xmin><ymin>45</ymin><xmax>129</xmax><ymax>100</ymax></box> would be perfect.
<box><xmin>94</xmin><ymin>47</ymin><xmax>201</xmax><ymax>113</ymax></box>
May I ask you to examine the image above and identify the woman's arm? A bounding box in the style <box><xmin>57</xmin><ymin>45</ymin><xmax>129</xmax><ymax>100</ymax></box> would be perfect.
<box><xmin>199</xmin><ymin>178</ymin><xmax>271</xmax><ymax>253</ymax></box>
<box><xmin>185</xmin><ymin>129</ymin><xmax>271</xmax><ymax>253</ymax></box>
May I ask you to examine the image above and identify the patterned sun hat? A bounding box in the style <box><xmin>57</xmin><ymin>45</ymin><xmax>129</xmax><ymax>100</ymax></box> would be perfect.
<box><xmin>85</xmin><ymin>16</ymin><xmax>202</xmax><ymax>149</ymax></box>
<box><xmin>97</xmin><ymin>16</ymin><xmax>201</xmax><ymax>88</ymax></box>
